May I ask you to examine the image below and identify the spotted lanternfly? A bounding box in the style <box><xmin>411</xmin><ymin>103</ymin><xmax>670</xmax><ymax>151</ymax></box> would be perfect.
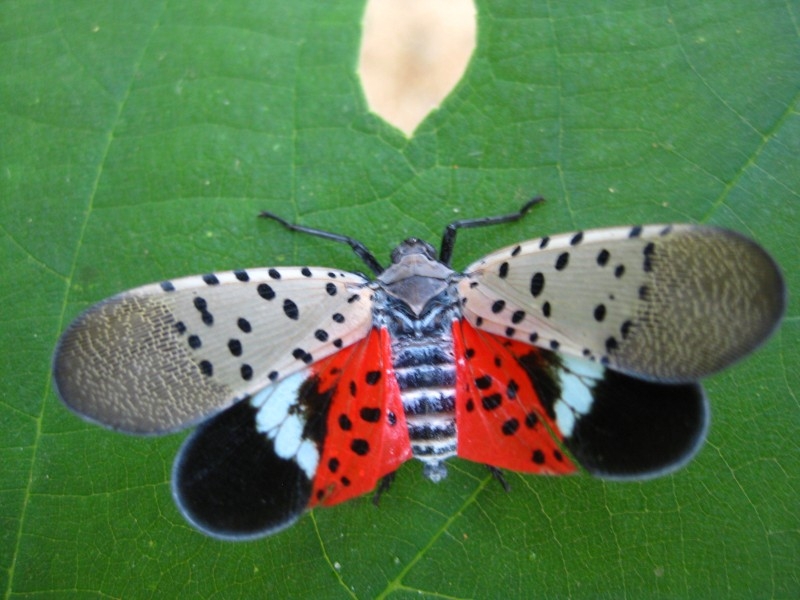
<box><xmin>53</xmin><ymin>199</ymin><xmax>785</xmax><ymax>540</ymax></box>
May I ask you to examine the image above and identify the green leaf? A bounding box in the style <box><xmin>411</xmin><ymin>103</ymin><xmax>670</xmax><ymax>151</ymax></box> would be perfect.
<box><xmin>2</xmin><ymin>0</ymin><xmax>797</xmax><ymax>598</ymax></box>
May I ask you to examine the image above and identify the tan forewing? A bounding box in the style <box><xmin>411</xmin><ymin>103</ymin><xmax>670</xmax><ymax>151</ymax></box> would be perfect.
<box><xmin>459</xmin><ymin>225</ymin><xmax>784</xmax><ymax>382</ymax></box>
<box><xmin>54</xmin><ymin>267</ymin><xmax>372</xmax><ymax>433</ymax></box>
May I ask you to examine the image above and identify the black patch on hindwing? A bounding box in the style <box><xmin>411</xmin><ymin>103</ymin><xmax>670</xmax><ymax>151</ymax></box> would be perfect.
<box><xmin>172</xmin><ymin>399</ymin><xmax>312</xmax><ymax>539</ymax></box>
<box><xmin>513</xmin><ymin>348</ymin><xmax>563</xmax><ymax>421</ymax></box>
<box><xmin>172</xmin><ymin>372</ymin><xmax>338</xmax><ymax>539</ymax></box>
<box><xmin>563</xmin><ymin>371</ymin><xmax>708</xmax><ymax>479</ymax></box>
<box><xmin>505</xmin><ymin>346</ymin><xmax>707</xmax><ymax>479</ymax></box>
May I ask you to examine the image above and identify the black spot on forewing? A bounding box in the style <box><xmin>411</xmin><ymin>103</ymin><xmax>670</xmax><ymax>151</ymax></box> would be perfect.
<box><xmin>530</xmin><ymin>272</ymin><xmax>544</xmax><ymax>297</ymax></box>
<box><xmin>283</xmin><ymin>299</ymin><xmax>299</xmax><ymax>320</ymax></box>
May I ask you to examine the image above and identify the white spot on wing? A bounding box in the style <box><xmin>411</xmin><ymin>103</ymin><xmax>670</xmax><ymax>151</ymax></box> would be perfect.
<box><xmin>296</xmin><ymin>440</ymin><xmax>319</xmax><ymax>479</ymax></box>
<box><xmin>251</xmin><ymin>370</ymin><xmax>320</xmax><ymax>478</ymax></box>
<box><xmin>253</xmin><ymin>371</ymin><xmax>306</xmax><ymax>433</ymax></box>
<box><xmin>554</xmin><ymin>356</ymin><xmax>602</xmax><ymax>437</ymax></box>
<box><xmin>274</xmin><ymin>414</ymin><xmax>304</xmax><ymax>458</ymax></box>
<box><xmin>554</xmin><ymin>401</ymin><xmax>576</xmax><ymax>437</ymax></box>
<box><xmin>560</xmin><ymin>356</ymin><xmax>600</xmax><ymax>415</ymax></box>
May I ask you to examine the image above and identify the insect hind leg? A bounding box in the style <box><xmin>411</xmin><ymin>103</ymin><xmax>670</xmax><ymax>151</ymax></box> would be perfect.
<box><xmin>259</xmin><ymin>211</ymin><xmax>385</xmax><ymax>275</ymax></box>
<box><xmin>438</xmin><ymin>197</ymin><xmax>545</xmax><ymax>266</ymax></box>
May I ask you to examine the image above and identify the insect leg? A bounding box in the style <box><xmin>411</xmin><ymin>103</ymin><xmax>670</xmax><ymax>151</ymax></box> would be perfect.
<box><xmin>439</xmin><ymin>197</ymin><xmax>545</xmax><ymax>266</ymax></box>
<box><xmin>371</xmin><ymin>471</ymin><xmax>397</xmax><ymax>506</ymax></box>
<box><xmin>260</xmin><ymin>211</ymin><xmax>385</xmax><ymax>275</ymax></box>
<box><xmin>487</xmin><ymin>465</ymin><xmax>511</xmax><ymax>493</ymax></box>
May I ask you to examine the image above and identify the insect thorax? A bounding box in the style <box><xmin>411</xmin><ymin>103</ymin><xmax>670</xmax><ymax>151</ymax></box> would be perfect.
<box><xmin>372</xmin><ymin>246</ymin><xmax>462</xmax><ymax>482</ymax></box>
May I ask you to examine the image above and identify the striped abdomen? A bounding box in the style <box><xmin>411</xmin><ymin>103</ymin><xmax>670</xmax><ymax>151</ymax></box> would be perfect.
<box><xmin>391</xmin><ymin>333</ymin><xmax>458</xmax><ymax>482</ymax></box>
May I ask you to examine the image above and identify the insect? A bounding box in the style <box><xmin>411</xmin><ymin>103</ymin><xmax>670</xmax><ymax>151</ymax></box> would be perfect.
<box><xmin>53</xmin><ymin>199</ymin><xmax>785</xmax><ymax>540</ymax></box>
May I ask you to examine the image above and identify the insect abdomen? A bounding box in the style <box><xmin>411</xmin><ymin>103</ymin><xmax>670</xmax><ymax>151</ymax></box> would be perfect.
<box><xmin>391</xmin><ymin>337</ymin><xmax>458</xmax><ymax>482</ymax></box>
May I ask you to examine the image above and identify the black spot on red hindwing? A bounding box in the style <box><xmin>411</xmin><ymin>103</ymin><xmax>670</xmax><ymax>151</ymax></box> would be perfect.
<box><xmin>351</xmin><ymin>439</ymin><xmax>369</xmax><ymax>456</ymax></box>
<box><xmin>532</xmin><ymin>449</ymin><xmax>546</xmax><ymax>464</ymax></box>
<box><xmin>501</xmin><ymin>418</ymin><xmax>519</xmax><ymax>435</ymax></box>
<box><xmin>359</xmin><ymin>407</ymin><xmax>381</xmax><ymax>423</ymax></box>
<box><xmin>507</xmin><ymin>379</ymin><xmax>519</xmax><ymax>399</ymax></box>
<box><xmin>365</xmin><ymin>371</ymin><xmax>381</xmax><ymax>385</ymax></box>
<box><xmin>475</xmin><ymin>375</ymin><xmax>492</xmax><ymax>390</ymax></box>
<box><xmin>338</xmin><ymin>414</ymin><xmax>353</xmax><ymax>431</ymax></box>
<box><xmin>482</xmin><ymin>394</ymin><xmax>502</xmax><ymax>410</ymax></box>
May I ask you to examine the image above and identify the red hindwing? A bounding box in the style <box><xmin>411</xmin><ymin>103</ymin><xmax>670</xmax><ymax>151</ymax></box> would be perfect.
<box><xmin>309</xmin><ymin>327</ymin><xmax>412</xmax><ymax>507</ymax></box>
<box><xmin>454</xmin><ymin>319</ymin><xmax>577</xmax><ymax>475</ymax></box>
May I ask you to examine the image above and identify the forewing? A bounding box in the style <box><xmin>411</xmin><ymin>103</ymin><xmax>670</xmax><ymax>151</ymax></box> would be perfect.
<box><xmin>455</xmin><ymin>320</ymin><xmax>708</xmax><ymax>480</ymax></box>
<box><xmin>53</xmin><ymin>267</ymin><xmax>372</xmax><ymax>433</ymax></box>
<box><xmin>460</xmin><ymin>225</ymin><xmax>785</xmax><ymax>382</ymax></box>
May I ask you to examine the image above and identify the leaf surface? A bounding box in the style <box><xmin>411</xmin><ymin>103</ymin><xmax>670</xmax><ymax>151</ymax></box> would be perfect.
<box><xmin>2</xmin><ymin>0</ymin><xmax>797</xmax><ymax>598</ymax></box>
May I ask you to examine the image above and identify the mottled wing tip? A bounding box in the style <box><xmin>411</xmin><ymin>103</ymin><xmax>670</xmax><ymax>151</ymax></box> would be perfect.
<box><xmin>613</xmin><ymin>226</ymin><xmax>786</xmax><ymax>382</ymax></box>
<box><xmin>52</xmin><ymin>294</ymin><xmax>230</xmax><ymax>434</ymax></box>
